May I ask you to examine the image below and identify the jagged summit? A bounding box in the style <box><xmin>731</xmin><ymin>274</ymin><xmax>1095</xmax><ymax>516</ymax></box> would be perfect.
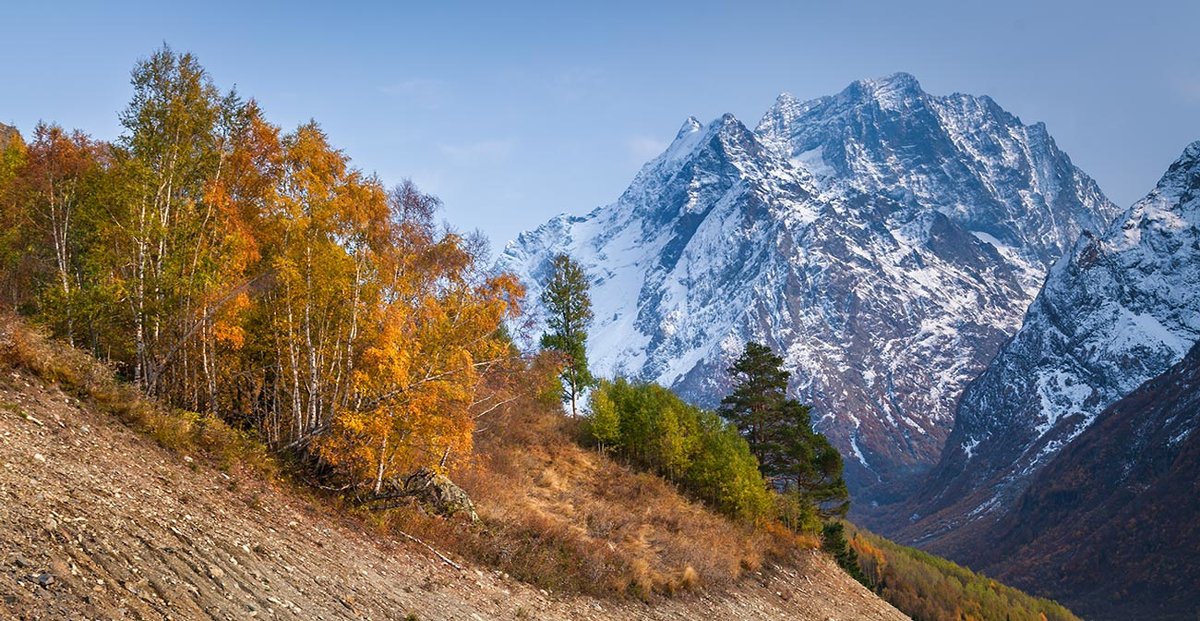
<box><xmin>772</xmin><ymin>91</ymin><xmax>799</xmax><ymax>108</ymax></box>
<box><xmin>841</xmin><ymin>72</ymin><xmax>924</xmax><ymax>107</ymax></box>
<box><xmin>674</xmin><ymin>115</ymin><xmax>704</xmax><ymax>139</ymax></box>
<box><xmin>1159</xmin><ymin>139</ymin><xmax>1200</xmax><ymax>195</ymax></box>
<box><xmin>756</xmin><ymin>75</ymin><xmax>1116</xmax><ymax>269</ymax></box>
<box><xmin>499</xmin><ymin>76</ymin><xmax>1118</xmax><ymax>508</ymax></box>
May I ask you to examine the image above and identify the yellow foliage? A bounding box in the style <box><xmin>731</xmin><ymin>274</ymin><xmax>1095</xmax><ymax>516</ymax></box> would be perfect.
<box><xmin>319</xmin><ymin>202</ymin><xmax>523</xmax><ymax>492</ymax></box>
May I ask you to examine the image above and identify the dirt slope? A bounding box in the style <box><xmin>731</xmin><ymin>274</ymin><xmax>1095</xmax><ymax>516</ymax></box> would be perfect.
<box><xmin>0</xmin><ymin>366</ymin><xmax>906</xmax><ymax>620</ymax></box>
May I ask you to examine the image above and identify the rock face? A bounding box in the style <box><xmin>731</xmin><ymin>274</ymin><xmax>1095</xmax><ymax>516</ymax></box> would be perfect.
<box><xmin>500</xmin><ymin>74</ymin><xmax>1117</xmax><ymax>506</ymax></box>
<box><xmin>401</xmin><ymin>467</ymin><xmax>479</xmax><ymax>523</ymax></box>
<box><xmin>755</xmin><ymin>73</ymin><xmax>1111</xmax><ymax>269</ymax></box>
<box><xmin>976</xmin><ymin>341</ymin><xmax>1200</xmax><ymax>620</ymax></box>
<box><xmin>907</xmin><ymin>141</ymin><xmax>1200</xmax><ymax>539</ymax></box>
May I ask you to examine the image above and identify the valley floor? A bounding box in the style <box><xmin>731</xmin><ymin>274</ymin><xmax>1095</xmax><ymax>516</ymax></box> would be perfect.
<box><xmin>0</xmin><ymin>366</ymin><xmax>905</xmax><ymax>620</ymax></box>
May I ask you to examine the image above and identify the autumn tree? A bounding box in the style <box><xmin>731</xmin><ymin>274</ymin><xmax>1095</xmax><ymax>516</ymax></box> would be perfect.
<box><xmin>539</xmin><ymin>253</ymin><xmax>594</xmax><ymax>416</ymax></box>
<box><xmin>112</xmin><ymin>44</ymin><xmax>244</xmax><ymax>401</ymax></box>
<box><xmin>0</xmin><ymin>128</ymin><xmax>28</xmax><ymax>305</ymax></box>
<box><xmin>0</xmin><ymin>125</ymin><xmax>28</xmax><ymax>308</ymax></box>
<box><xmin>17</xmin><ymin>124</ymin><xmax>104</xmax><ymax>345</ymax></box>
<box><xmin>319</xmin><ymin>182</ymin><xmax>523</xmax><ymax>494</ymax></box>
<box><xmin>0</xmin><ymin>46</ymin><xmax>530</xmax><ymax>500</ymax></box>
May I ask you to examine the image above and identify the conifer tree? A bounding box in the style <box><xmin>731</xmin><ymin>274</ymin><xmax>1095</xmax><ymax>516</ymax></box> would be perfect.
<box><xmin>719</xmin><ymin>342</ymin><xmax>790</xmax><ymax>471</ymax></box>
<box><xmin>781</xmin><ymin>399</ymin><xmax>850</xmax><ymax>517</ymax></box>
<box><xmin>539</xmin><ymin>253</ymin><xmax>594</xmax><ymax>416</ymax></box>
<box><xmin>721</xmin><ymin>341</ymin><xmax>849</xmax><ymax>517</ymax></box>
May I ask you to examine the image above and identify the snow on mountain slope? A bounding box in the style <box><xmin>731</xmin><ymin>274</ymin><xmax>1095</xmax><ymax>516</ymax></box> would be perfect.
<box><xmin>499</xmin><ymin>74</ymin><xmax>1119</xmax><ymax>506</ymax></box>
<box><xmin>909</xmin><ymin>140</ymin><xmax>1200</xmax><ymax>539</ymax></box>
<box><xmin>981</xmin><ymin>340</ymin><xmax>1200</xmax><ymax>620</ymax></box>
<box><xmin>756</xmin><ymin>73</ymin><xmax>1114</xmax><ymax>270</ymax></box>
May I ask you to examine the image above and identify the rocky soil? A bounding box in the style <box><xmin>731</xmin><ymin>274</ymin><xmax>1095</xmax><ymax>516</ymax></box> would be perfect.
<box><xmin>0</xmin><ymin>366</ymin><xmax>905</xmax><ymax>620</ymax></box>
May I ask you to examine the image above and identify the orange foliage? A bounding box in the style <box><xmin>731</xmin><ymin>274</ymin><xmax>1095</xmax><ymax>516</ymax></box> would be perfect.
<box><xmin>319</xmin><ymin>183</ymin><xmax>523</xmax><ymax>492</ymax></box>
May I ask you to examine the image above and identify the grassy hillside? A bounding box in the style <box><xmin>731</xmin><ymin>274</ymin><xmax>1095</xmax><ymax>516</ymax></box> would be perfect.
<box><xmin>0</xmin><ymin>313</ymin><xmax>908</xmax><ymax>619</ymax></box>
<box><xmin>383</xmin><ymin>364</ymin><xmax>813</xmax><ymax>597</ymax></box>
<box><xmin>0</xmin><ymin>313</ymin><xmax>907</xmax><ymax>620</ymax></box>
<box><xmin>0</xmin><ymin>313</ymin><xmax>1084</xmax><ymax>621</ymax></box>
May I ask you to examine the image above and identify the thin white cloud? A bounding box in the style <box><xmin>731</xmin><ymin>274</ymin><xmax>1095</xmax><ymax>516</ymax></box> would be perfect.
<box><xmin>380</xmin><ymin>78</ymin><xmax>448</xmax><ymax>108</ymax></box>
<box><xmin>627</xmin><ymin>135</ymin><xmax>668</xmax><ymax>164</ymax></box>
<box><xmin>438</xmin><ymin>139</ymin><xmax>515</xmax><ymax>165</ymax></box>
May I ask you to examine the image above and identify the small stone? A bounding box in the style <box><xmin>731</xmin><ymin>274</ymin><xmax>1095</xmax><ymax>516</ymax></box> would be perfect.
<box><xmin>207</xmin><ymin>565</ymin><xmax>224</xmax><ymax>580</ymax></box>
<box><xmin>11</xmin><ymin>555</ymin><xmax>31</xmax><ymax>568</ymax></box>
<box><xmin>32</xmin><ymin>453</ymin><xmax>46</xmax><ymax>463</ymax></box>
<box><xmin>36</xmin><ymin>572</ymin><xmax>55</xmax><ymax>588</ymax></box>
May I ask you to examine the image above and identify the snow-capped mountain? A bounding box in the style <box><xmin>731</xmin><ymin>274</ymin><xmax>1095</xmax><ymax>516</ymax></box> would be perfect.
<box><xmin>909</xmin><ymin>141</ymin><xmax>1200</xmax><ymax>538</ymax></box>
<box><xmin>756</xmin><ymin>73</ymin><xmax>1112</xmax><ymax>270</ymax></box>
<box><xmin>499</xmin><ymin>74</ymin><xmax>1118</xmax><ymax>505</ymax></box>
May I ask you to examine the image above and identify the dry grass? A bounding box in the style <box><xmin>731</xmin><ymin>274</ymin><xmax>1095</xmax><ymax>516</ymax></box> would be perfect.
<box><xmin>388</xmin><ymin>378</ymin><xmax>818</xmax><ymax>599</ymax></box>
<box><xmin>0</xmin><ymin>312</ymin><xmax>276</xmax><ymax>478</ymax></box>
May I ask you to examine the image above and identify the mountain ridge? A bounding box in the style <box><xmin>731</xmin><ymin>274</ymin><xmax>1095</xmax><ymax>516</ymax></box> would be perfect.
<box><xmin>903</xmin><ymin>139</ymin><xmax>1200</xmax><ymax>542</ymax></box>
<box><xmin>500</xmin><ymin>74</ymin><xmax>1119</xmax><ymax>507</ymax></box>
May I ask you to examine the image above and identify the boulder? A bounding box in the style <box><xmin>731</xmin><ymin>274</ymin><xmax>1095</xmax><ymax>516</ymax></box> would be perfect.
<box><xmin>399</xmin><ymin>467</ymin><xmax>479</xmax><ymax>523</ymax></box>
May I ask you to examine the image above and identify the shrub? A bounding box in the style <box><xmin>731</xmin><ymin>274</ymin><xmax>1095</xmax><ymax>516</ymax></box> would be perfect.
<box><xmin>0</xmin><ymin>313</ymin><xmax>275</xmax><ymax>478</ymax></box>
<box><xmin>584</xmin><ymin>379</ymin><xmax>773</xmax><ymax>523</ymax></box>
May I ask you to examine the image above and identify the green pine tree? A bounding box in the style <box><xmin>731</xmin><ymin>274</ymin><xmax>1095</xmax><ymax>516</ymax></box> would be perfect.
<box><xmin>720</xmin><ymin>341</ymin><xmax>850</xmax><ymax>518</ymax></box>
<box><xmin>719</xmin><ymin>341</ymin><xmax>790</xmax><ymax>474</ymax></box>
<box><xmin>781</xmin><ymin>399</ymin><xmax>850</xmax><ymax>518</ymax></box>
<box><xmin>539</xmin><ymin>253</ymin><xmax>595</xmax><ymax>416</ymax></box>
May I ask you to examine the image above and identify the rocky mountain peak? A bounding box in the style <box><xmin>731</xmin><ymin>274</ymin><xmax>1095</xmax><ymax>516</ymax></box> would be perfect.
<box><xmin>1158</xmin><ymin>139</ymin><xmax>1200</xmax><ymax>196</ymax></box>
<box><xmin>675</xmin><ymin>115</ymin><xmax>704</xmax><ymax>139</ymax></box>
<box><xmin>500</xmin><ymin>76</ymin><xmax>1118</xmax><ymax>510</ymax></box>
<box><xmin>842</xmin><ymin>72</ymin><xmax>925</xmax><ymax>108</ymax></box>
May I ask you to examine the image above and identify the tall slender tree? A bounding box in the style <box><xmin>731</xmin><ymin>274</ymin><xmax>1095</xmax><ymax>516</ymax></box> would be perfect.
<box><xmin>539</xmin><ymin>253</ymin><xmax>594</xmax><ymax>416</ymax></box>
<box><xmin>20</xmin><ymin>125</ymin><xmax>101</xmax><ymax>344</ymax></box>
<box><xmin>116</xmin><ymin>45</ymin><xmax>233</xmax><ymax>395</ymax></box>
<box><xmin>720</xmin><ymin>341</ymin><xmax>849</xmax><ymax>517</ymax></box>
<box><xmin>719</xmin><ymin>342</ymin><xmax>790</xmax><ymax>471</ymax></box>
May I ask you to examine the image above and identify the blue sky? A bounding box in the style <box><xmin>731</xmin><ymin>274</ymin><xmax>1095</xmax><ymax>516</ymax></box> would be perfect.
<box><xmin>3</xmin><ymin>1</ymin><xmax>1198</xmax><ymax>248</ymax></box>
